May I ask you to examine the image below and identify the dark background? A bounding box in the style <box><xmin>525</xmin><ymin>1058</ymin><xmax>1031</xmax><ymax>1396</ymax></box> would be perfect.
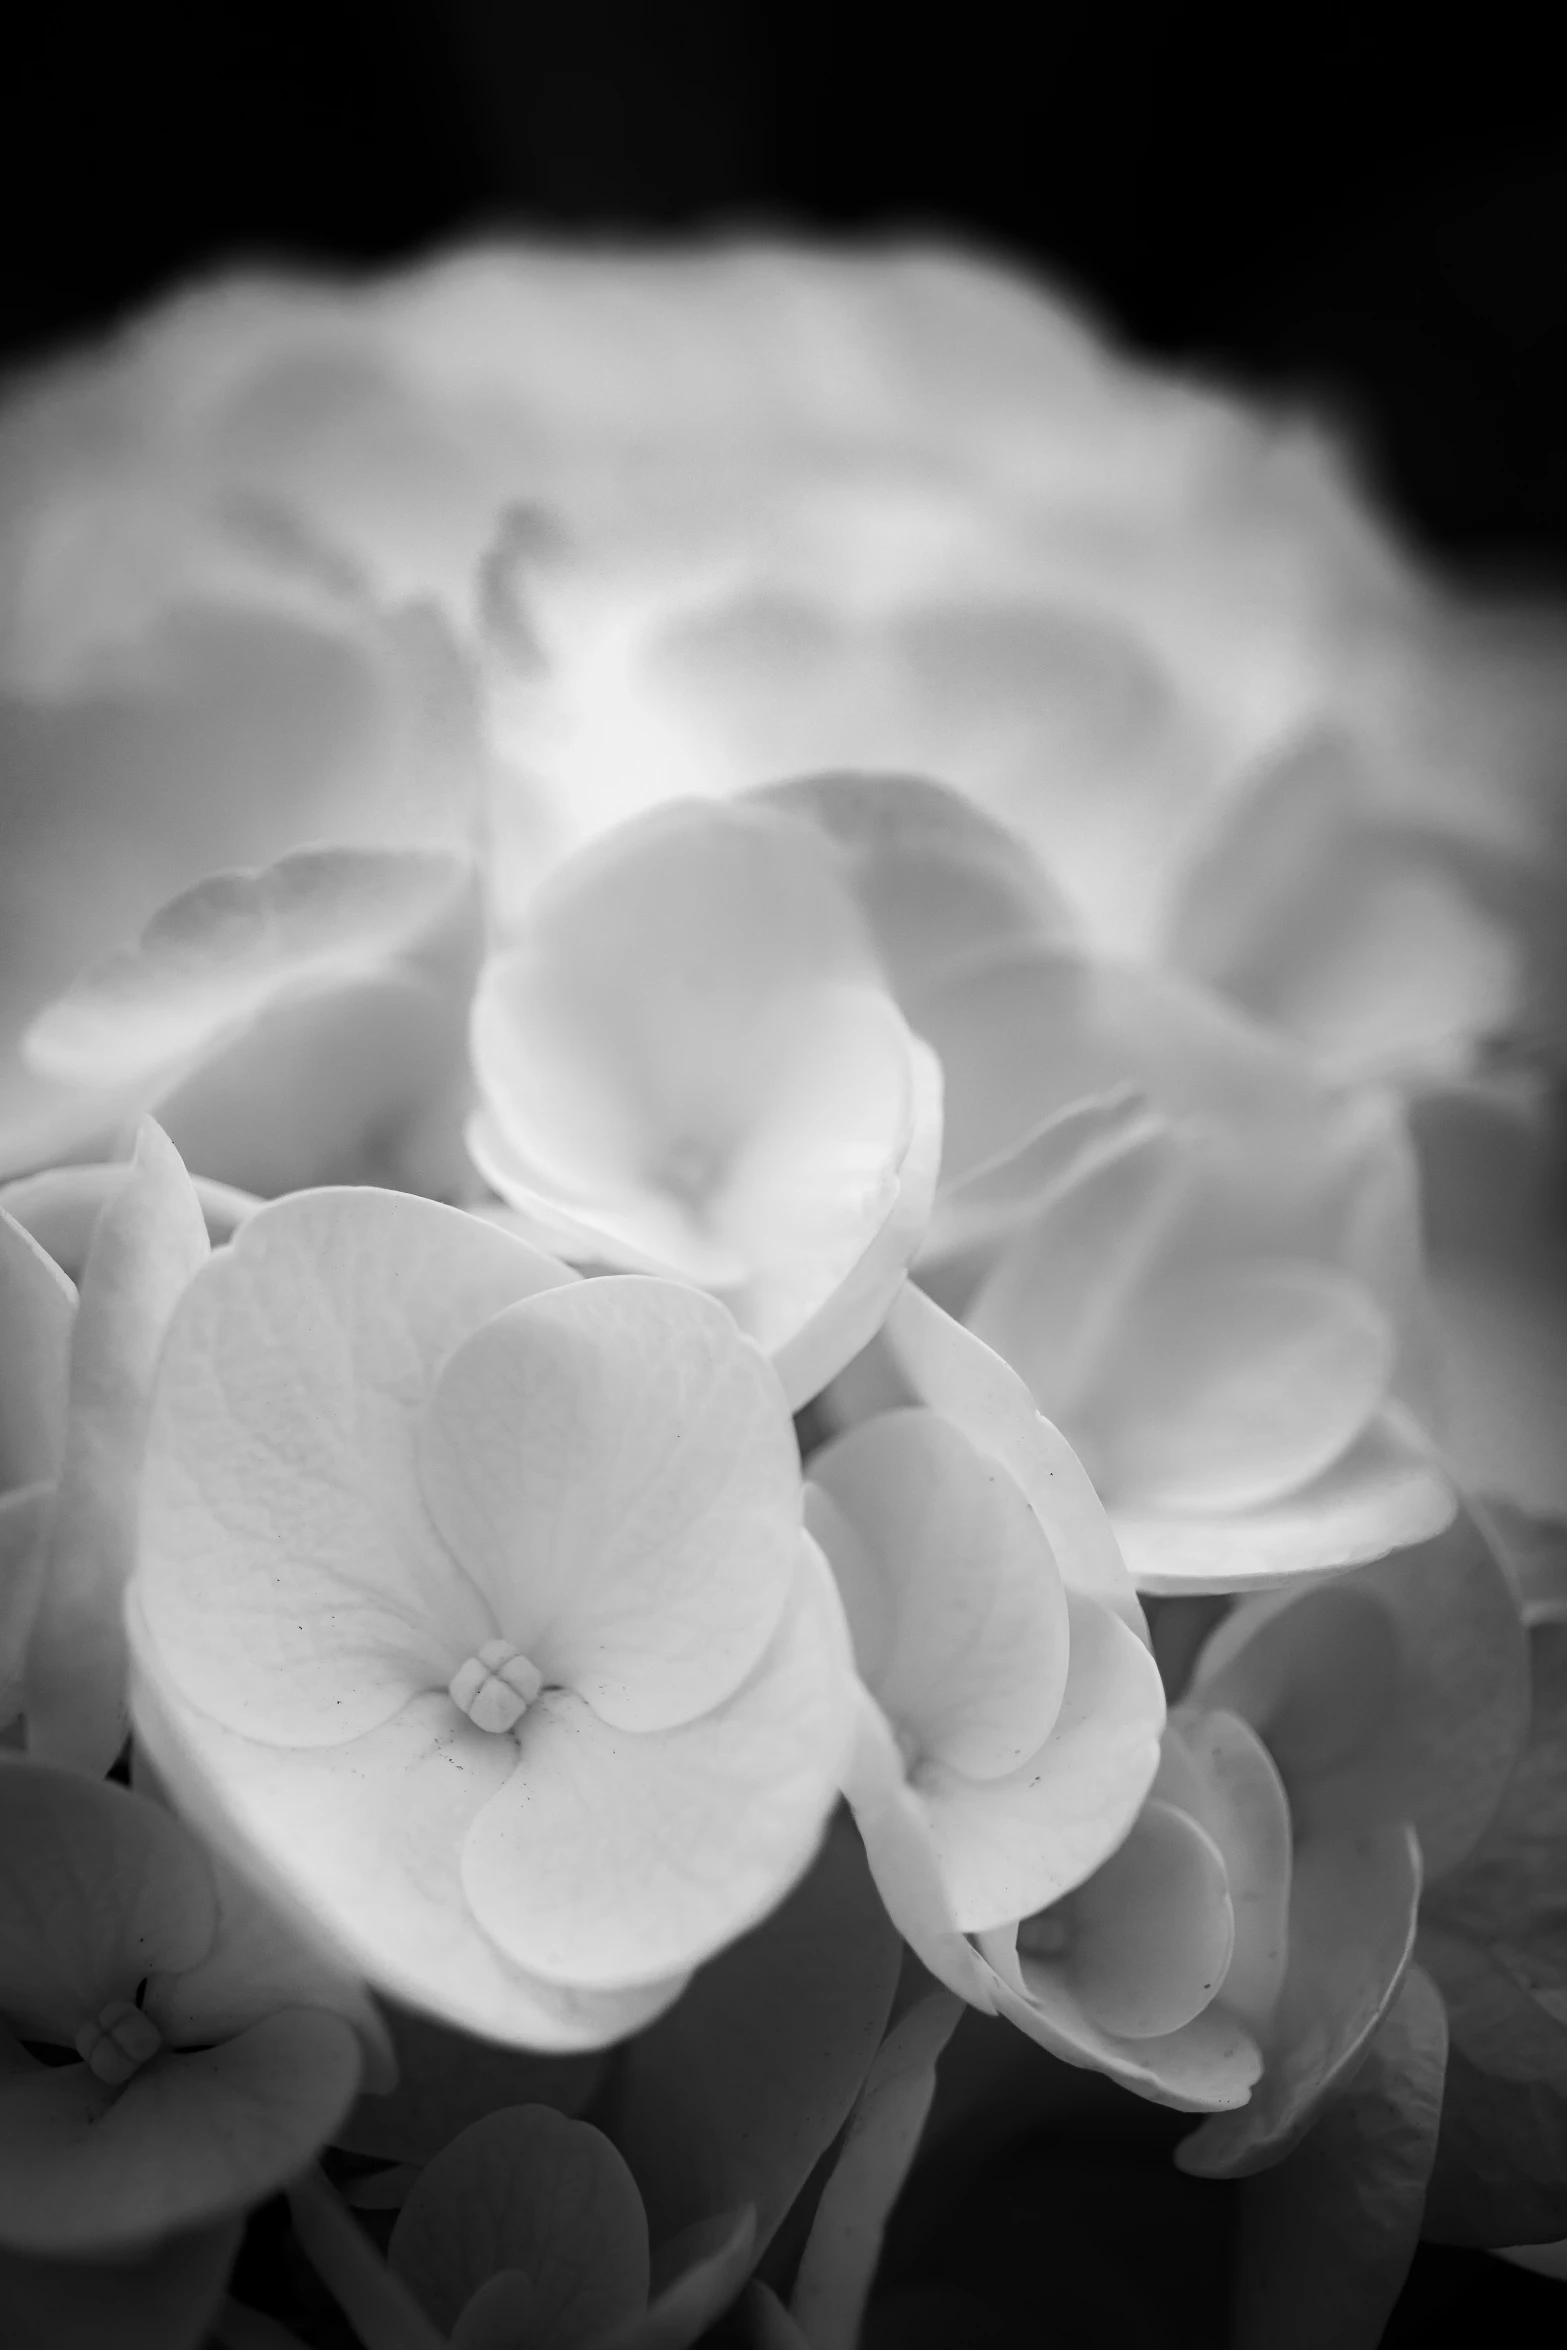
<box><xmin>5</xmin><ymin>0</ymin><xmax>1566</xmax><ymax>581</ymax></box>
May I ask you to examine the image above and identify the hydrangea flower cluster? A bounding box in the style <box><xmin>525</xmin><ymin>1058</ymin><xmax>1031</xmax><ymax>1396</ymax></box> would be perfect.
<box><xmin>2</xmin><ymin>239</ymin><xmax>1566</xmax><ymax>2350</ymax></box>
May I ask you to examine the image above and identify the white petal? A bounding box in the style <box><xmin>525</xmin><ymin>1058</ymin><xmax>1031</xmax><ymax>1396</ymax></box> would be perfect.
<box><xmin>1114</xmin><ymin>1404</ymin><xmax>1457</xmax><ymax>1592</ymax></box>
<box><xmin>418</xmin><ymin>1278</ymin><xmax>801</xmax><ymax>1731</ymax></box>
<box><xmin>23</xmin><ymin>845</ymin><xmax>471</xmax><ymax>1093</ymax></box>
<box><xmin>979</xmin><ymin>1923</ymin><xmax>1261</xmax><ymax>2113</ymax></box>
<box><xmin>1173</xmin><ymin>1708</ymin><xmax>1293</xmax><ymax>2038</ymax></box>
<box><xmin>917</xmin><ymin>1593</ymin><xmax>1165</xmax><ymax>1928</ymax></box>
<box><xmin>807</xmin><ymin>1407</ymin><xmax>1069</xmax><ymax>1780</ymax></box>
<box><xmin>1091</xmin><ymin>1260</ymin><xmax>1395</xmax><ymax>1516</ymax></box>
<box><xmin>459</xmin><ymin>1537</ymin><xmax>855</xmax><ymax>1988</ymax></box>
<box><xmin>135</xmin><ymin>1188</ymin><xmax>576</xmax><ymax>1747</ymax></box>
<box><xmin>840</xmin><ymin>1688</ymin><xmax>1001</xmax><ymax>2011</ymax></box>
<box><xmin>1019</xmin><ymin>1798</ymin><xmax>1234</xmax><ymax>2040</ymax></box>
<box><xmin>26</xmin><ymin>1121</ymin><xmax>209</xmax><ymax>1774</ymax></box>
<box><xmin>129</xmin><ymin>1612</ymin><xmax>678</xmax><ymax>2052</ymax></box>
<box><xmin>0</xmin><ymin>1202</ymin><xmax>75</xmax><ymax>1489</ymax></box>
<box><xmin>882</xmin><ymin>1280</ymin><xmax>1145</xmax><ymax>1633</ymax></box>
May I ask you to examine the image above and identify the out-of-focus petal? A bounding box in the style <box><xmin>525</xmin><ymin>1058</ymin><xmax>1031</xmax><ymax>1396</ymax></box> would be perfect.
<box><xmin>911</xmin><ymin>943</ymin><xmax>1313</xmax><ymax>1192</ymax></box>
<box><xmin>1177</xmin><ymin>1822</ymin><xmax>1422</xmax><ymax>2176</ymax></box>
<box><xmin>1114</xmin><ymin>1406</ymin><xmax>1457</xmax><ymax>1593</ymax></box>
<box><xmin>1195</xmin><ymin>1514</ymin><xmax>1529</xmax><ymax>1878</ymax></box>
<box><xmin>964</xmin><ymin>1117</ymin><xmax>1190</xmax><ymax>1438</ymax></box>
<box><xmin>470</xmin><ymin>799</ymin><xmax>937</xmax><ymax>1391</ymax></box>
<box><xmin>881</xmin><ymin>1279</ymin><xmax>1145</xmax><ymax>1633</ymax></box>
<box><xmin>135</xmin><ymin>1187</ymin><xmax>575</xmax><ymax>1748</ymax></box>
<box><xmin>922</xmin><ymin>1087</ymin><xmax>1156</xmax><ymax>1269</ymax></box>
<box><xmin>1168</xmin><ymin>734</ymin><xmax>1520</xmax><ymax>1082</ymax></box>
<box><xmin>0</xmin><ymin>1764</ymin><xmax>215</xmax><ymax>2043</ymax></box>
<box><xmin>390</xmin><ymin>2106</ymin><xmax>650</xmax><ymax>2345</ymax></box>
<box><xmin>917</xmin><ymin>1594</ymin><xmax>1165</xmax><ymax>1928</ymax></box>
<box><xmin>24</xmin><ymin>846</ymin><xmax>470</xmax><ymax>1096</ymax></box>
<box><xmin>0</xmin><ymin>1483</ymin><xmax>51</xmax><ymax>1723</ymax></box>
<box><xmin>418</xmin><ymin>1278</ymin><xmax>800</xmax><ymax>1733</ymax></box>
<box><xmin>471</xmin><ymin>800</ymin><xmax>879</xmax><ymax>1208</ymax></box>
<box><xmin>749</xmin><ymin>769</ymin><xmax>1073</xmax><ymax>1002</ymax></box>
<box><xmin>0</xmin><ymin>2008</ymin><xmax>361</xmax><ymax>2253</ymax></box>
<box><xmin>458</xmin><ymin>1539</ymin><xmax>854</xmax><ymax>1990</ymax></box>
<box><xmin>26</xmin><ymin>1120</ymin><xmax>209</xmax><ymax>1772</ymax></box>
<box><xmin>1085</xmin><ymin>1259</ymin><xmax>1394</xmax><ymax>1515</ymax></box>
<box><xmin>807</xmin><ymin>1406</ymin><xmax>1069</xmax><ymax>1779</ymax></box>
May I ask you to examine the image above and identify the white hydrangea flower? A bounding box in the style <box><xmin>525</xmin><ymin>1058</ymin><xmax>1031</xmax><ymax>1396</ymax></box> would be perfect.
<box><xmin>128</xmin><ymin>1186</ymin><xmax>856</xmax><ymax>2048</ymax></box>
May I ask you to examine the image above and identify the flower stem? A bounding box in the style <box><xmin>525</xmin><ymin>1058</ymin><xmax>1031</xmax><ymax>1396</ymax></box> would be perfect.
<box><xmin>286</xmin><ymin>2167</ymin><xmax>446</xmax><ymax>2350</ymax></box>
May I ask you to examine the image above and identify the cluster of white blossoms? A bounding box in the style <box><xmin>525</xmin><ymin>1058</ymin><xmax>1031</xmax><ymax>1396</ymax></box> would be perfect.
<box><xmin>2</xmin><ymin>242</ymin><xmax>1566</xmax><ymax>2348</ymax></box>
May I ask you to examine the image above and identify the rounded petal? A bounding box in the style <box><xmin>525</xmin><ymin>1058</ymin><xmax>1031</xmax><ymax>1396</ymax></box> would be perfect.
<box><xmin>23</xmin><ymin>845</ymin><xmax>470</xmax><ymax>1093</ymax></box>
<box><xmin>1177</xmin><ymin>1822</ymin><xmax>1422</xmax><ymax>2176</ymax></box>
<box><xmin>979</xmin><ymin>1922</ymin><xmax>1262</xmax><ymax>2113</ymax></box>
<box><xmin>470</xmin><ymin>798</ymin><xmax>880</xmax><ymax>1213</ymax></box>
<box><xmin>389</xmin><ymin>2106</ymin><xmax>649</xmax><ymax>2342</ymax></box>
<box><xmin>912</xmin><ymin>943</ymin><xmax>1311</xmax><ymax>1195</ymax></box>
<box><xmin>1</xmin><ymin>1163</ymin><xmax>259</xmax><ymax>1282</ymax></box>
<box><xmin>0</xmin><ymin>1763</ymin><xmax>216</xmax><ymax>2044</ymax></box>
<box><xmin>129</xmin><ymin>1606</ymin><xmax>678</xmax><ymax>2053</ymax></box>
<box><xmin>0</xmin><ymin>2008</ymin><xmax>361</xmax><ymax>2254</ymax></box>
<box><xmin>1114</xmin><ymin>1405</ymin><xmax>1457</xmax><ymax>1593</ymax></box>
<box><xmin>917</xmin><ymin>1593</ymin><xmax>1166</xmax><ymax>1929</ymax></box>
<box><xmin>1195</xmin><ymin>1512</ymin><xmax>1530</xmax><ymax>1878</ymax></box>
<box><xmin>1173</xmin><ymin>1708</ymin><xmax>1293</xmax><ymax>2040</ymax></box>
<box><xmin>1088</xmin><ymin>1259</ymin><xmax>1394</xmax><ymax>1516</ymax></box>
<box><xmin>458</xmin><ymin>1537</ymin><xmax>855</xmax><ymax>1989</ymax></box>
<box><xmin>1024</xmin><ymin>1798</ymin><xmax>1235</xmax><ymax>2041</ymax></box>
<box><xmin>418</xmin><ymin>1278</ymin><xmax>801</xmax><ymax>1731</ymax></box>
<box><xmin>807</xmin><ymin>1406</ymin><xmax>1069</xmax><ymax>1779</ymax></box>
<box><xmin>749</xmin><ymin>770</ymin><xmax>1073</xmax><ymax>1003</ymax></box>
<box><xmin>135</xmin><ymin>1187</ymin><xmax>577</xmax><ymax>1748</ymax></box>
<box><xmin>882</xmin><ymin>1278</ymin><xmax>1145</xmax><ymax>1634</ymax></box>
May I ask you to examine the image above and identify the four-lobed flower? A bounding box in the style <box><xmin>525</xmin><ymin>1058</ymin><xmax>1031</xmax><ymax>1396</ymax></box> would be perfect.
<box><xmin>0</xmin><ymin>1760</ymin><xmax>384</xmax><ymax>2254</ymax></box>
<box><xmin>128</xmin><ymin>1184</ymin><xmax>857</xmax><ymax>2049</ymax></box>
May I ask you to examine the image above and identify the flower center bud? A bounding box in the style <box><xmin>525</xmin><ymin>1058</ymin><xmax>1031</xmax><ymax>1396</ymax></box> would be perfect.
<box><xmin>449</xmin><ymin>1638</ymin><xmax>545</xmax><ymax>1734</ymax></box>
<box><xmin>75</xmin><ymin>1998</ymin><xmax>163</xmax><ymax>2087</ymax></box>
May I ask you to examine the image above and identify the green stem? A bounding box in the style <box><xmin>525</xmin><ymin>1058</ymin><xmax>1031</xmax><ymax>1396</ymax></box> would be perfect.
<box><xmin>286</xmin><ymin>2167</ymin><xmax>447</xmax><ymax>2350</ymax></box>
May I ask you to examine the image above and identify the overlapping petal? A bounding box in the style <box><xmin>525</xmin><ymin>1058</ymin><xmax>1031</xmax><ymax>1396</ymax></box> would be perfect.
<box><xmin>418</xmin><ymin>1279</ymin><xmax>801</xmax><ymax>1732</ymax></box>
<box><xmin>0</xmin><ymin>1763</ymin><xmax>371</xmax><ymax>2253</ymax></box>
<box><xmin>807</xmin><ymin>1408</ymin><xmax>1069</xmax><ymax>1780</ymax></box>
<box><xmin>136</xmin><ymin>1187</ymin><xmax>576</xmax><ymax>1747</ymax></box>
<box><xmin>12</xmin><ymin>844</ymin><xmax>480</xmax><ymax>1195</ymax></box>
<box><xmin>131</xmin><ymin>1180</ymin><xmax>850</xmax><ymax>2038</ymax></box>
<box><xmin>457</xmin><ymin>1540</ymin><xmax>854</xmax><ymax>1989</ymax></box>
<box><xmin>963</xmin><ymin>1110</ymin><xmax>1453</xmax><ymax>1590</ymax></box>
<box><xmin>468</xmin><ymin>798</ymin><xmax>941</xmax><ymax>1404</ymax></box>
